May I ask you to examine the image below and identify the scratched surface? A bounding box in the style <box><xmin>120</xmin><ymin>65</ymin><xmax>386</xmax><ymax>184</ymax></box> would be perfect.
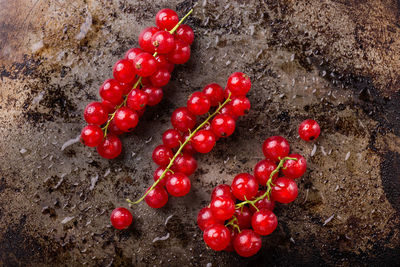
<box><xmin>1</xmin><ymin>0</ymin><xmax>400</xmax><ymax>266</ymax></box>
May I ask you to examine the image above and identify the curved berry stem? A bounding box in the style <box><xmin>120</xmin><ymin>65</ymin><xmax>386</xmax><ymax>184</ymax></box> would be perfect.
<box><xmin>126</xmin><ymin>94</ymin><xmax>232</xmax><ymax>205</ymax></box>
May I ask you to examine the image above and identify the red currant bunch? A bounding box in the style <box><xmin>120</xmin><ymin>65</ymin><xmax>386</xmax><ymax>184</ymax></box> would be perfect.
<box><xmin>81</xmin><ymin>8</ymin><xmax>195</xmax><ymax>160</ymax></box>
<box><xmin>198</xmin><ymin>136</ymin><xmax>307</xmax><ymax>257</ymax></box>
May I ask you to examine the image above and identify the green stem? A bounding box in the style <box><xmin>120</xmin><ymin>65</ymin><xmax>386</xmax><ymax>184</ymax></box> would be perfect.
<box><xmin>169</xmin><ymin>9</ymin><xmax>193</xmax><ymax>34</ymax></box>
<box><xmin>127</xmin><ymin>94</ymin><xmax>232</xmax><ymax>205</ymax></box>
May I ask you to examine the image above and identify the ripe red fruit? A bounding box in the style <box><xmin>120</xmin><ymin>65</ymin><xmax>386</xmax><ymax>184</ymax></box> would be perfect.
<box><xmin>231</xmin><ymin>173</ymin><xmax>259</xmax><ymax>201</ymax></box>
<box><xmin>166</xmin><ymin>39</ymin><xmax>191</xmax><ymax>64</ymax></box>
<box><xmin>97</xmin><ymin>135</ymin><xmax>122</xmax><ymax>159</ymax></box>
<box><xmin>113</xmin><ymin>59</ymin><xmax>136</xmax><ymax>84</ymax></box>
<box><xmin>125</xmin><ymin>47</ymin><xmax>143</xmax><ymax>61</ymax></box>
<box><xmin>299</xmin><ymin>119</ymin><xmax>321</xmax><ymax>141</ymax></box>
<box><xmin>187</xmin><ymin>91</ymin><xmax>211</xmax><ymax>115</ymax></box>
<box><xmin>211</xmin><ymin>114</ymin><xmax>236</xmax><ymax>138</ymax></box>
<box><xmin>249</xmin><ymin>190</ymin><xmax>275</xmax><ymax>213</ymax></box>
<box><xmin>114</xmin><ymin>107</ymin><xmax>139</xmax><ymax>131</ymax></box>
<box><xmin>154</xmin><ymin>54</ymin><xmax>174</xmax><ymax>73</ymax></box>
<box><xmin>210</xmin><ymin>196</ymin><xmax>235</xmax><ymax>221</ymax></box>
<box><xmin>234</xmin><ymin>206</ymin><xmax>252</xmax><ymax>230</ymax></box>
<box><xmin>253</xmin><ymin>159</ymin><xmax>278</xmax><ymax>186</ymax></box>
<box><xmin>101</xmin><ymin>99</ymin><xmax>117</xmax><ymax>114</ymax></box>
<box><xmin>202</xmin><ymin>83</ymin><xmax>224</xmax><ymax>106</ymax></box>
<box><xmin>226</xmin><ymin>72</ymin><xmax>251</xmax><ymax>96</ymax></box>
<box><xmin>108</xmin><ymin>119</ymin><xmax>125</xmax><ymax>135</ymax></box>
<box><xmin>127</xmin><ymin>89</ymin><xmax>148</xmax><ymax>111</ymax></box>
<box><xmin>81</xmin><ymin>125</ymin><xmax>103</xmax><ymax>147</ymax></box>
<box><xmin>99</xmin><ymin>79</ymin><xmax>123</xmax><ymax>105</ymax></box>
<box><xmin>152</xmin><ymin>145</ymin><xmax>173</xmax><ymax>166</ymax></box>
<box><xmin>145</xmin><ymin>185</ymin><xmax>168</xmax><ymax>208</ymax></box>
<box><xmin>171</xmin><ymin>107</ymin><xmax>197</xmax><ymax>132</ymax></box>
<box><xmin>262</xmin><ymin>136</ymin><xmax>290</xmax><ymax>162</ymax></box>
<box><xmin>251</xmin><ymin>209</ymin><xmax>277</xmax><ymax>236</ymax></box>
<box><xmin>84</xmin><ymin>102</ymin><xmax>108</xmax><ymax>125</ymax></box>
<box><xmin>162</xmin><ymin>129</ymin><xmax>182</xmax><ymax>148</ymax></box>
<box><xmin>230</xmin><ymin>96</ymin><xmax>251</xmax><ymax>116</ymax></box>
<box><xmin>165</xmin><ymin>172</ymin><xmax>191</xmax><ymax>197</ymax></box>
<box><xmin>153</xmin><ymin>167</ymin><xmax>172</xmax><ymax>187</ymax></box>
<box><xmin>119</xmin><ymin>79</ymin><xmax>137</xmax><ymax>95</ymax></box>
<box><xmin>133</xmin><ymin>52</ymin><xmax>158</xmax><ymax>77</ymax></box>
<box><xmin>203</xmin><ymin>224</ymin><xmax>231</xmax><ymax>251</ymax></box>
<box><xmin>139</xmin><ymin>27</ymin><xmax>159</xmax><ymax>53</ymax></box>
<box><xmin>271</xmin><ymin>177</ymin><xmax>298</xmax><ymax>204</ymax></box>
<box><xmin>182</xmin><ymin>132</ymin><xmax>196</xmax><ymax>154</ymax></box>
<box><xmin>150</xmin><ymin>68</ymin><xmax>171</xmax><ymax>87</ymax></box>
<box><xmin>211</xmin><ymin>184</ymin><xmax>236</xmax><ymax>201</ymax></box>
<box><xmin>172</xmin><ymin>153</ymin><xmax>197</xmax><ymax>176</ymax></box>
<box><xmin>143</xmin><ymin>86</ymin><xmax>163</xmax><ymax>106</ymax></box>
<box><xmin>110</xmin><ymin>207</ymin><xmax>133</xmax><ymax>230</ymax></box>
<box><xmin>282</xmin><ymin>154</ymin><xmax>307</xmax><ymax>179</ymax></box>
<box><xmin>224</xmin><ymin>228</ymin><xmax>237</xmax><ymax>252</ymax></box>
<box><xmin>197</xmin><ymin>207</ymin><xmax>224</xmax><ymax>231</ymax></box>
<box><xmin>220</xmin><ymin>104</ymin><xmax>239</xmax><ymax>121</ymax></box>
<box><xmin>175</xmin><ymin>24</ymin><xmax>194</xmax><ymax>45</ymax></box>
<box><xmin>151</xmin><ymin>30</ymin><xmax>175</xmax><ymax>54</ymax></box>
<box><xmin>233</xmin><ymin>229</ymin><xmax>262</xmax><ymax>257</ymax></box>
<box><xmin>156</xmin><ymin>9</ymin><xmax>179</xmax><ymax>31</ymax></box>
<box><xmin>192</xmin><ymin>130</ymin><xmax>216</xmax><ymax>153</ymax></box>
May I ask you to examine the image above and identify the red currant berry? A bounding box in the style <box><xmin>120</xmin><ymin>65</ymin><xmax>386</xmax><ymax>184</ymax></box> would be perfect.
<box><xmin>197</xmin><ymin>207</ymin><xmax>224</xmax><ymax>231</ymax></box>
<box><xmin>226</xmin><ymin>72</ymin><xmax>251</xmax><ymax>96</ymax></box>
<box><xmin>231</xmin><ymin>173</ymin><xmax>259</xmax><ymax>201</ymax></box>
<box><xmin>162</xmin><ymin>129</ymin><xmax>182</xmax><ymax>148</ymax></box>
<box><xmin>97</xmin><ymin>135</ymin><xmax>122</xmax><ymax>159</ymax></box>
<box><xmin>251</xmin><ymin>209</ymin><xmax>277</xmax><ymax>236</ymax></box>
<box><xmin>153</xmin><ymin>167</ymin><xmax>172</xmax><ymax>187</ymax></box>
<box><xmin>172</xmin><ymin>153</ymin><xmax>197</xmax><ymax>176</ymax></box>
<box><xmin>166</xmin><ymin>172</ymin><xmax>191</xmax><ymax>197</ymax></box>
<box><xmin>81</xmin><ymin>125</ymin><xmax>103</xmax><ymax>147</ymax></box>
<box><xmin>262</xmin><ymin>136</ymin><xmax>290</xmax><ymax>162</ymax></box>
<box><xmin>99</xmin><ymin>79</ymin><xmax>123</xmax><ymax>105</ymax></box>
<box><xmin>150</xmin><ymin>68</ymin><xmax>171</xmax><ymax>87</ymax></box>
<box><xmin>210</xmin><ymin>196</ymin><xmax>235</xmax><ymax>221</ymax></box>
<box><xmin>299</xmin><ymin>119</ymin><xmax>321</xmax><ymax>141</ymax></box>
<box><xmin>155</xmin><ymin>9</ymin><xmax>179</xmax><ymax>31</ymax></box>
<box><xmin>108</xmin><ymin>119</ymin><xmax>125</xmax><ymax>135</ymax></box>
<box><xmin>145</xmin><ymin>185</ymin><xmax>168</xmax><ymax>208</ymax></box>
<box><xmin>152</xmin><ymin>145</ymin><xmax>173</xmax><ymax>166</ymax></box>
<box><xmin>249</xmin><ymin>190</ymin><xmax>275</xmax><ymax>213</ymax></box>
<box><xmin>119</xmin><ymin>79</ymin><xmax>137</xmax><ymax>95</ymax></box>
<box><xmin>182</xmin><ymin>132</ymin><xmax>196</xmax><ymax>154</ymax></box>
<box><xmin>211</xmin><ymin>114</ymin><xmax>236</xmax><ymax>138</ymax></box>
<box><xmin>230</xmin><ymin>96</ymin><xmax>251</xmax><ymax>116</ymax></box>
<box><xmin>282</xmin><ymin>154</ymin><xmax>307</xmax><ymax>179</ymax></box>
<box><xmin>192</xmin><ymin>130</ymin><xmax>216</xmax><ymax>153</ymax></box>
<box><xmin>187</xmin><ymin>91</ymin><xmax>211</xmax><ymax>115</ymax></box>
<box><xmin>254</xmin><ymin>159</ymin><xmax>278</xmax><ymax>186</ymax></box>
<box><xmin>101</xmin><ymin>99</ymin><xmax>117</xmax><ymax>114</ymax></box>
<box><xmin>171</xmin><ymin>107</ymin><xmax>197</xmax><ymax>132</ymax></box>
<box><xmin>151</xmin><ymin>30</ymin><xmax>175</xmax><ymax>54</ymax></box>
<box><xmin>110</xmin><ymin>207</ymin><xmax>133</xmax><ymax>230</ymax></box>
<box><xmin>133</xmin><ymin>52</ymin><xmax>157</xmax><ymax>77</ymax></box>
<box><xmin>224</xmin><ymin>227</ymin><xmax>237</xmax><ymax>252</ymax></box>
<box><xmin>203</xmin><ymin>224</ymin><xmax>231</xmax><ymax>251</ymax></box>
<box><xmin>139</xmin><ymin>27</ymin><xmax>158</xmax><ymax>53</ymax></box>
<box><xmin>136</xmin><ymin>107</ymin><xmax>146</xmax><ymax>117</ymax></box>
<box><xmin>113</xmin><ymin>59</ymin><xmax>136</xmax><ymax>84</ymax></box>
<box><xmin>125</xmin><ymin>47</ymin><xmax>143</xmax><ymax>61</ymax></box>
<box><xmin>175</xmin><ymin>24</ymin><xmax>194</xmax><ymax>45</ymax></box>
<box><xmin>220</xmin><ymin>104</ymin><xmax>239</xmax><ymax>121</ymax></box>
<box><xmin>234</xmin><ymin>206</ymin><xmax>252</xmax><ymax>230</ymax></box>
<box><xmin>202</xmin><ymin>83</ymin><xmax>224</xmax><ymax>106</ymax></box>
<box><xmin>127</xmin><ymin>89</ymin><xmax>148</xmax><ymax>111</ymax></box>
<box><xmin>166</xmin><ymin>39</ymin><xmax>191</xmax><ymax>64</ymax></box>
<box><xmin>211</xmin><ymin>184</ymin><xmax>236</xmax><ymax>201</ymax></box>
<box><xmin>84</xmin><ymin>102</ymin><xmax>108</xmax><ymax>125</ymax></box>
<box><xmin>114</xmin><ymin>107</ymin><xmax>139</xmax><ymax>131</ymax></box>
<box><xmin>233</xmin><ymin>229</ymin><xmax>262</xmax><ymax>257</ymax></box>
<box><xmin>143</xmin><ymin>86</ymin><xmax>163</xmax><ymax>106</ymax></box>
<box><xmin>271</xmin><ymin>177</ymin><xmax>298</xmax><ymax>204</ymax></box>
<box><xmin>155</xmin><ymin>54</ymin><xmax>174</xmax><ymax>73</ymax></box>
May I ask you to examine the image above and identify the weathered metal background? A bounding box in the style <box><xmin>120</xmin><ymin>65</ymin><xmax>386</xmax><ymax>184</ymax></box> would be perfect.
<box><xmin>1</xmin><ymin>0</ymin><xmax>400</xmax><ymax>266</ymax></box>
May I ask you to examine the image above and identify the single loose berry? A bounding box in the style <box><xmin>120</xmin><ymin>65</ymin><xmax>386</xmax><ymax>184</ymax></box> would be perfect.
<box><xmin>251</xmin><ymin>209</ymin><xmax>277</xmax><ymax>236</ymax></box>
<box><xmin>145</xmin><ymin>185</ymin><xmax>168</xmax><ymax>208</ymax></box>
<box><xmin>152</xmin><ymin>145</ymin><xmax>173</xmax><ymax>166</ymax></box>
<box><xmin>113</xmin><ymin>59</ymin><xmax>136</xmax><ymax>84</ymax></box>
<box><xmin>156</xmin><ymin>9</ymin><xmax>179</xmax><ymax>31</ymax></box>
<box><xmin>282</xmin><ymin>154</ymin><xmax>307</xmax><ymax>179</ymax></box>
<box><xmin>299</xmin><ymin>119</ymin><xmax>321</xmax><ymax>141</ymax></box>
<box><xmin>203</xmin><ymin>224</ymin><xmax>231</xmax><ymax>251</ymax></box>
<box><xmin>139</xmin><ymin>27</ymin><xmax>159</xmax><ymax>53</ymax></box>
<box><xmin>171</xmin><ymin>107</ymin><xmax>197</xmax><ymax>132</ymax></box>
<box><xmin>84</xmin><ymin>102</ymin><xmax>108</xmax><ymax>125</ymax></box>
<box><xmin>210</xmin><ymin>196</ymin><xmax>235</xmax><ymax>221</ymax></box>
<box><xmin>133</xmin><ymin>52</ymin><xmax>158</xmax><ymax>77</ymax></box>
<box><xmin>253</xmin><ymin>159</ymin><xmax>278</xmax><ymax>186</ymax></box>
<box><xmin>197</xmin><ymin>207</ymin><xmax>224</xmax><ymax>231</ymax></box>
<box><xmin>162</xmin><ymin>129</ymin><xmax>182</xmax><ymax>148</ymax></box>
<box><xmin>226</xmin><ymin>72</ymin><xmax>251</xmax><ymax>96</ymax></box>
<box><xmin>155</xmin><ymin>54</ymin><xmax>174</xmax><ymax>73</ymax></box>
<box><xmin>234</xmin><ymin>206</ymin><xmax>252</xmax><ymax>230</ymax></box>
<box><xmin>211</xmin><ymin>114</ymin><xmax>236</xmax><ymax>138</ymax></box>
<box><xmin>99</xmin><ymin>79</ymin><xmax>123</xmax><ymax>105</ymax></box>
<box><xmin>192</xmin><ymin>130</ymin><xmax>216</xmax><ymax>153</ymax></box>
<box><xmin>262</xmin><ymin>136</ymin><xmax>290</xmax><ymax>162</ymax></box>
<box><xmin>271</xmin><ymin>177</ymin><xmax>298</xmax><ymax>204</ymax></box>
<box><xmin>153</xmin><ymin>167</ymin><xmax>172</xmax><ymax>187</ymax></box>
<box><xmin>233</xmin><ymin>229</ymin><xmax>262</xmax><ymax>257</ymax></box>
<box><xmin>150</xmin><ymin>68</ymin><xmax>171</xmax><ymax>87</ymax></box>
<box><xmin>249</xmin><ymin>190</ymin><xmax>275</xmax><ymax>213</ymax></box>
<box><xmin>165</xmin><ymin>172</ymin><xmax>191</xmax><ymax>197</ymax></box>
<box><xmin>166</xmin><ymin>39</ymin><xmax>191</xmax><ymax>64</ymax></box>
<box><xmin>187</xmin><ymin>91</ymin><xmax>211</xmax><ymax>115</ymax></box>
<box><xmin>230</xmin><ymin>96</ymin><xmax>251</xmax><ymax>116</ymax></box>
<box><xmin>81</xmin><ymin>125</ymin><xmax>103</xmax><ymax>147</ymax></box>
<box><xmin>175</xmin><ymin>24</ymin><xmax>194</xmax><ymax>45</ymax></box>
<box><xmin>231</xmin><ymin>173</ymin><xmax>259</xmax><ymax>201</ymax></box>
<box><xmin>151</xmin><ymin>30</ymin><xmax>175</xmax><ymax>54</ymax></box>
<box><xmin>202</xmin><ymin>83</ymin><xmax>224</xmax><ymax>106</ymax></box>
<box><xmin>127</xmin><ymin>89</ymin><xmax>148</xmax><ymax>111</ymax></box>
<box><xmin>125</xmin><ymin>47</ymin><xmax>143</xmax><ymax>61</ymax></box>
<box><xmin>110</xmin><ymin>207</ymin><xmax>133</xmax><ymax>230</ymax></box>
<box><xmin>114</xmin><ymin>107</ymin><xmax>139</xmax><ymax>131</ymax></box>
<box><xmin>172</xmin><ymin>153</ymin><xmax>197</xmax><ymax>176</ymax></box>
<box><xmin>143</xmin><ymin>86</ymin><xmax>163</xmax><ymax>106</ymax></box>
<box><xmin>97</xmin><ymin>135</ymin><xmax>122</xmax><ymax>159</ymax></box>
<box><xmin>211</xmin><ymin>184</ymin><xmax>236</xmax><ymax>201</ymax></box>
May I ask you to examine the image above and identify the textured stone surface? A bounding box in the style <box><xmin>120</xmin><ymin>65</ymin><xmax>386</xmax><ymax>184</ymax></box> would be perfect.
<box><xmin>1</xmin><ymin>0</ymin><xmax>400</xmax><ymax>266</ymax></box>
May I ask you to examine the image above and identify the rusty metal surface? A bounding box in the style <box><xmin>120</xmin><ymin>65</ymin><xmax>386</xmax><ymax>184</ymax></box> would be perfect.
<box><xmin>1</xmin><ymin>0</ymin><xmax>400</xmax><ymax>266</ymax></box>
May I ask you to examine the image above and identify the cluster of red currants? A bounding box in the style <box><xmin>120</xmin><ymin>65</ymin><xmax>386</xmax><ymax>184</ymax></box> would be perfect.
<box><xmin>80</xmin><ymin>8</ymin><xmax>194</xmax><ymax>159</ymax></box>
<box><xmin>198</xmin><ymin>135</ymin><xmax>308</xmax><ymax>257</ymax></box>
